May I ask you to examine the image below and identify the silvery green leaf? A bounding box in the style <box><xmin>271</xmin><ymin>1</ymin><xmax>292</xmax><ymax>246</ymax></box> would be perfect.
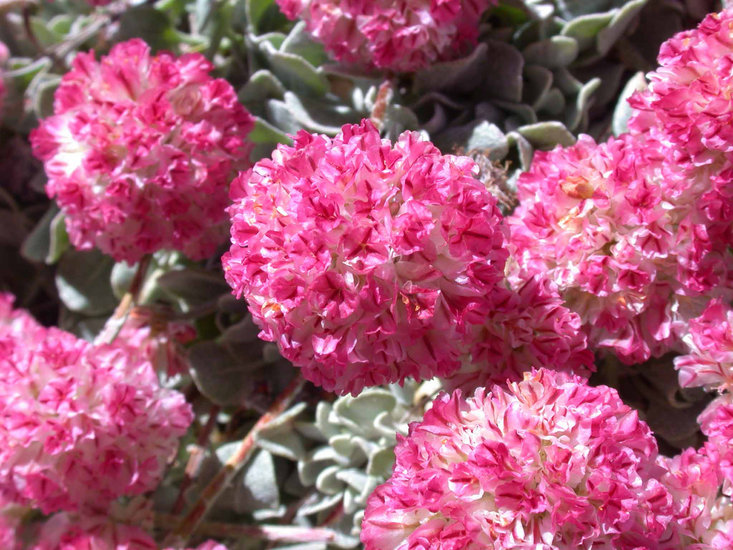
<box><xmin>534</xmin><ymin>87</ymin><xmax>566</xmax><ymax>116</ymax></box>
<box><xmin>29</xmin><ymin>73</ymin><xmax>60</xmax><ymax>119</ymax></box>
<box><xmin>518</xmin><ymin>121</ymin><xmax>576</xmax><ymax>148</ymax></box>
<box><xmin>21</xmin><ymin>204</ymin><xmax>68</xmax><ymax>264</ymax></box>
<box><xmin>332</xmin><ymin>390</ymin><xmax>397</xmax><ymax>433</ymax></box>
<box><xmin>506</xmin><ymin>131</ymin><xmax>535</xmax><ymax>170</ymax></box>
<box><xmin>236</xmin><ymin>449</ymin><xmax>280</xmax><ymax>513</ymax></box>
<box><xmin>282</xmin><ymin>92</ymin><xmax>362</xmax><ymax>135</ymax></box>
<box><xmin>315</xmin><ymin>464</ymin><xmax>342</xmax><ymax>494</ymax></box>
<box><xmin>47</xmin><ymin>15</ymin><xmax>73</xmax><ymax>36</ymax></box>
<box><xmin>281</xmin><ymin>21</ymin><xmax>329</xmax><ymax>67</ymax></box>
<box><xmin>466</xmin><ymin>121</ymin><xmax>510</xmax><ymax>160</ymax></box>
<box><xmin>6</xmin><ymin>57</ymin><xmax>52</xmax><ymax>92</ymax></box>
<box><xmin>114</xmin><ymin>6</ymin><xmax>180</xmax><ymax>52</ymax></box>
<box><xmin>483</xmin><ymin>40</ymin><xmax>525</xmax><ymax>102</ymax></box>
<box><xmin>596</xmin><ymin>0</ymin><xmax>646</xmax><ymax>55</ymax></box>
<box><xmin>381</xmin><ymin>104</ymin><xmax>419</xmax><ymax>141</ymax></box>
<box><xmin>555</xmin><ymin>0</ymin><xmax>623</xmax><ymax>18</ymax></box>
<box><xmin>328</xmin><ymin>433</ymin><xmax>358</xmax><ymax>462</ymax></box>
<box><xmin>260</xmin><ymin>402</ymin><xmax>309</xmax><ymax>432</ymax></box>
<box><xmin>493</xmin><ymin>100</ymin><xmax>538</xmax><ymax>126</ymax></box>
<box><xmin>188</xmin><ymin>341</ymin><xmax>258</xmax><ymax>407</ymax></box>
<box><xmin>267</xmin><ymin>98</ymin><xmax>302</xmax><ymax>134</ymax></box>
<box><xmin>524</xmin><ymin>65</ymin><xmax>553</xmax><ymax>108</ymax></box>
<box><xmin>336</xmin><ymin>469</ymin><xmax>369</xmax><ymax>493</ymax></box>
<box><xmin>110</xmin><ymin>261</ymin><xmax>136</xmax><ymax>300</ymax></box>
<box><xmin>56</xmin><ymin>249</ymin><xmax>117</xmax><ymax>316</ymax></box>
<box><xmin>367</xmin><ymin>447</ymin><xmax>395</xmax><ymax>478</ymax></box>
<box><xmin>261</xmin><ymin>43</ymin><xmax>329</xmax><ymax>97</ymax></box>
<box><xmin>413</xmin><ymin>42</ymin><xmax>489</xmax><ymax>94</ymax></box>
<box><xmin>29</xmin><ymin>17</ymin><xmax>62</xmax><ymax>48</ymax></box>
<box><xmin>566</xmin><ymin>77</ymin><xmax>601</xmax><ymax>131</ymax></box>
<box><xmin>298</xmin><ymin>458</ymin><xmax>333</xmax><ymax>489</ymax></box>
<box><xmin>249</xmin><ymin>116</ymin><xmax>292</xmax><ymax>145</ymax></box>
<box><xmin>239</xmin><ymin>69</ymin><xmax>285</xmax><ymax>104</ymax></box>
<box><xmin>522</xmin><ymin>36</ymin><xmax>579</xmax><ymax>69</ymax></box>
<box><xmin>251</xmin><ymin>31</ymin><xmax>288</xmax><ymax>50</ymax></box>
<box><xmin>612</xmin><ymin>71</ymin><xmax>646</xmax><ymax>136</ymax></box>
<box><xmin>156</xmin><ymin>268</ymin><xmax>230</xmax><ymax>306</ymax></box>
<box><xmin>257</xmin><ymin>428</ymin><xmax>306</xmax><ymax>461</ymax></box>
<box><xmin>561</xmin><ymin>12</ymin><xmax>614</xmax><ymax>51</ymax></box>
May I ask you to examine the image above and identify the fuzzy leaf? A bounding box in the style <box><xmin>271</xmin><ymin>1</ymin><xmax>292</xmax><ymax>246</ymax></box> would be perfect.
<box><xmin>55</xmin><ymin>249</ymin><xmax>117</xmax><ymax>316</ymax></box>
<box><xmin>517</xmin><ymin>121</ymin><xmax>576</xmax><ymax>148</ymax></box>
<box><xmin>612</xmin><ymin>71</ymin><xmax>647</xmax><ymax>136</ymax></box>
<box><xmin>523</xmin><ymin>36</ymin><xmax>579</xmax><ymax>69</ymax></box>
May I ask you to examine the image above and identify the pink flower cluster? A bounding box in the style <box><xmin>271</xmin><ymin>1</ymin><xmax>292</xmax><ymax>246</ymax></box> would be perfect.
<box><xmin>224</xmin><ymin>120</ymin><xmax>508</xmax><ymax>395</ymax></box>
<box><xmin>30</xmin><ymin>38</ymin><xmax>255</xmax><ymax>264</ymax></box>
<box><xmin>0</xmin><ymin>293</ymin><xmax>193</xmax><ymax>515</ymax></box>
<box><xmin>117</xmin><ymin>306</ymin><xmax>196</xmax><ymax>376</ymax></box>
<box><xmin>362</xmin><ymin>369</ymin><xmax>692</xmax><ymax>549</ymax></box>
<box><xmin>507</xmin><ymin>132</ymin><xmax>733</xmax><ymax>364</ymax></box>
<box><xmin>676</xmin><ymin>299</ymin><xmax>733</xmax><ymax>391</ymax></box>
<box><xmin>443</xmin><ymin>276</ymin><xmax>594</xmax><ymax>394</ymax></box>
<box><xmin>629</xmin><ymin>9</ymin><xmax>733</xmax><ymax>187</ymax></box>
<box><xmin>276</xmin><ymin>0</ymin><xmax>496</xmax><ymax>72</ymax></box>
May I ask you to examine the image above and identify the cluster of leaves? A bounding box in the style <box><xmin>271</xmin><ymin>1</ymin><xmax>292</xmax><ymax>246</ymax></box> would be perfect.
<box><xmin>0</xmin><ymin>0</ymin><xmax>723</xmax><ymax>548</ymax></box>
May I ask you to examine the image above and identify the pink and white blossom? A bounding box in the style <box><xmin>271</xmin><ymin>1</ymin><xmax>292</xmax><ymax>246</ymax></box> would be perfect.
<box><xmin>0</xmin><ymin>298</ymin><xmax>193</xmax><ymax>514</ymax></box>
<box><xmin>30</xmin><ymin>39</ymin><xmax>254</xmax><ymax>263</ymax></box>
<box><xmin>508</xmin><ymin>133</ymin><xmax>733</xmax><ymax>364</ymax></box>
<box><xmin>224</xmin><ymin>120</ymin><xmax>508</xmax><ymax>395</ymax></box>
<box><xmin>276</xmin><ymin>0</ymin><xmax>496</xmax><ymax>72</ymax></box>
<box><xmin>362</xmin><ymin>369</ymin><xmax>683</xmax><ymax>549</ymax></box>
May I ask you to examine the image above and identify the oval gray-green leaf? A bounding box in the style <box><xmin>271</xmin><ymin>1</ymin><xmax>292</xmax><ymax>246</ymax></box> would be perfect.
<box><xmin>56</xmin><ymin>249</ymin><xmax>117</xmax><ymax>315</ymax></box>
<box><xmin>522</xmin><ymin>36</ymin><xmax>579</xmax><ymax>69</ymax></box>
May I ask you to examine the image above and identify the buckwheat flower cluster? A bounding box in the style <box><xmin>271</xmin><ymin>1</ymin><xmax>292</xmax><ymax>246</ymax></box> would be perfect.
<box><xmin>628</xmin><ymin>9</ymin><xmax>733</xmax><ymax>252</ymax></box>
<box><xmin>362</xmin><ymin>369</ymin><xmax>681</xmax><ymax>549</ymax></box>
<box><xmin>30</xmin><ymin>38</ymin><xmax>255</xmax><ymax>264</ymax></box>
<box><xmin>675</xmin><ymin>299</ymin><xmax>733</xmax><ymax>391</ymax></box>
<box><xmin>658</xmin><ymin>446</ymin><xmax>733</xmax><ymax>548</ymax></box>
<box><xmin>276</xmin><ymin>0</ymin><xmax>496</xmax><ymax>72</ymax></box>
<box><xmin>224</xmin><ymin>120</ymin><xmax>508</xmax><ymax>395</ymax></box>
<box><xmin>443</xmin><ymin>277</ymin><xmax>594</xmax><ymax>393</ymax></box>
<box><xmin>0</xmin><ymin>298</ymin><xmax>193</xmax><ymax>514</ymax></box>
<box><xmin>507</xmin><ymin>132</ymin><xmax>733</xmax><ymax>364</ymax></box>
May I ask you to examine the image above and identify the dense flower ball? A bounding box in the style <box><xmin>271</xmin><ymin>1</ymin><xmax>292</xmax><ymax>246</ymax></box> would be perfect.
<box><xmin>508</xmin><ymin>132</ymin><xmax>733</xmax><ymax>364</ymax></box>
<box><xmin>0</xmin><ymin>298</ymin><xmax>193</xmax><ymax>514</ymax></box>
<box><xmin>675</xmin><ymin>299</ymin><xmax>733</xmax><ymax>391</ymax></box>
<box><xmin>629</xmin><ymin>9</ymin><xmax>733</xmax><ymax>170</ymax></box>
<box><xmin>30</xmin><ymin>38</ymin><xmax>255</xmax><ymax>263</ymax></box>
<box><xmin>443</xmin><ymin>277</ymin><xmax>594</xmax><ymax>393</ymax></box>
<box><xmin>628</xmin><ymin>9</ymin><xmax>733</xmax><ymax>252</ymax></box>
<box><xmin>276</xmin><ymin>0</ymin><xmax>496</xmax><ymax>72</ymax></box>
<box><xmin>224</xmin><ymin>120</ymin><xmax>508</xmax><ymax>395</ymax></box>
<box><xmin>362</xmin><ymin>369</ymin><xmax>682</xmax><ymax>549</ymax></box>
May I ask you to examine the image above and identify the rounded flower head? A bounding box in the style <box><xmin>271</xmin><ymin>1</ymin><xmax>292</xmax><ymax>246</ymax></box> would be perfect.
<box><xmin>675</xmin><ymin>299</ymin><xmax>733</xmax><ymax>392</ymax></box>
<box><xmin>362</xmin><ymin>369</ymin><xmax>681</xmax><ymax>549</ymax></box>
<box><xmin>629</xmin><ymin>9</ymin><xmax>733</xmax><ymax>168</ymax></box>
<box><xmin>443</xmin><ymin>277</ymin><xmax>594</xmax><ymax>394</ymax></box>
<box><xmin>223</xmin><ymin>120</ymin><xmax>508</xmax><ymax>395</ymax></box>
<box><xmin>508</xmin><ymin>133</ymin><xmax>733</xmax><ymax>364</ymax></box>
<box><xmin>30</xmin><ymin>38</ymin><xmax>255</xmax><ymax>263</ymax></box>
<box><xmin>0</xmin><ymin>300</ymin><xmax>193</xmax><ymax>514</ymax></box>
<box><xmin>277</xmin><ymin>0</ymin><xmax>496</xmax><ymax>72</ymax></box>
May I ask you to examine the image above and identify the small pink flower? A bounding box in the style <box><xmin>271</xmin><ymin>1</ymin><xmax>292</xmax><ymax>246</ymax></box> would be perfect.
<box><xmin>30</xmin><ymin>39</ymin><xmax>255</xmax><ymax>263</ymax></box>
<box><xmin>224</xmin><ymin>120</ymin><xmax>508</xmax><ymax>395</ymax></box>
<box><xmin>0</xmin><ymin>298</ymin><xmax>193</xmax><ymax>514</ymax></box>
<box><xmin>362</xmin><ymin>369</ymin><xmax>683</xmax><ymax>549</ymax></box>
<box><xmin>675</xmin><ymin>299</ymin><xmax>733</xmax><ymax>392</ymax></box>
<box><xmin>508</xmin><ymin>133</ymin><xmax>733</xmax><ymax>364</ymax></box>
<box><xmin>443</xmin><ymin>276</ymin><xmax>594</xmax><ymax>393</ymax></box>
<box><xmin>276</xmin><ymin>0</ymin><xmax>496</xmax><ymax>72</ymax></box>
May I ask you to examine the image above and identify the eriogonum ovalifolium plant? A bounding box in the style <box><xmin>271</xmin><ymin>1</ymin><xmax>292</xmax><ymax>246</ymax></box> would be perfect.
<box><xmin>362</xmin><ymin>369</ymin><xmax>690</xmax><ymax>549</ymax></box>
<box><xmin>0</xmin><ymin>294</ymin><xmax>192</xmax><ymax>515</ymax></box>
<box><xmin>507</xmin><ymin>131</ymin><xmax>733</xmax><ymax>364</ymax></box>
<box><xmin>276</xmin><ymin>0</ymin><xmax>497</xmax><ymax>72</ymax></box>
<box><xmin>5</xmin><ymin>0</ymin><xmax>733</xmax><ymax>548</ymax></box>
<box><xmin>224</xmin><ymin>119</ymin><xmax>508</xmax><ymax>395</ymax></box>
<box><xmin>30</xmin><ymin>38</ymin><xmax>255</xmax><ymax>264</ymax></box>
